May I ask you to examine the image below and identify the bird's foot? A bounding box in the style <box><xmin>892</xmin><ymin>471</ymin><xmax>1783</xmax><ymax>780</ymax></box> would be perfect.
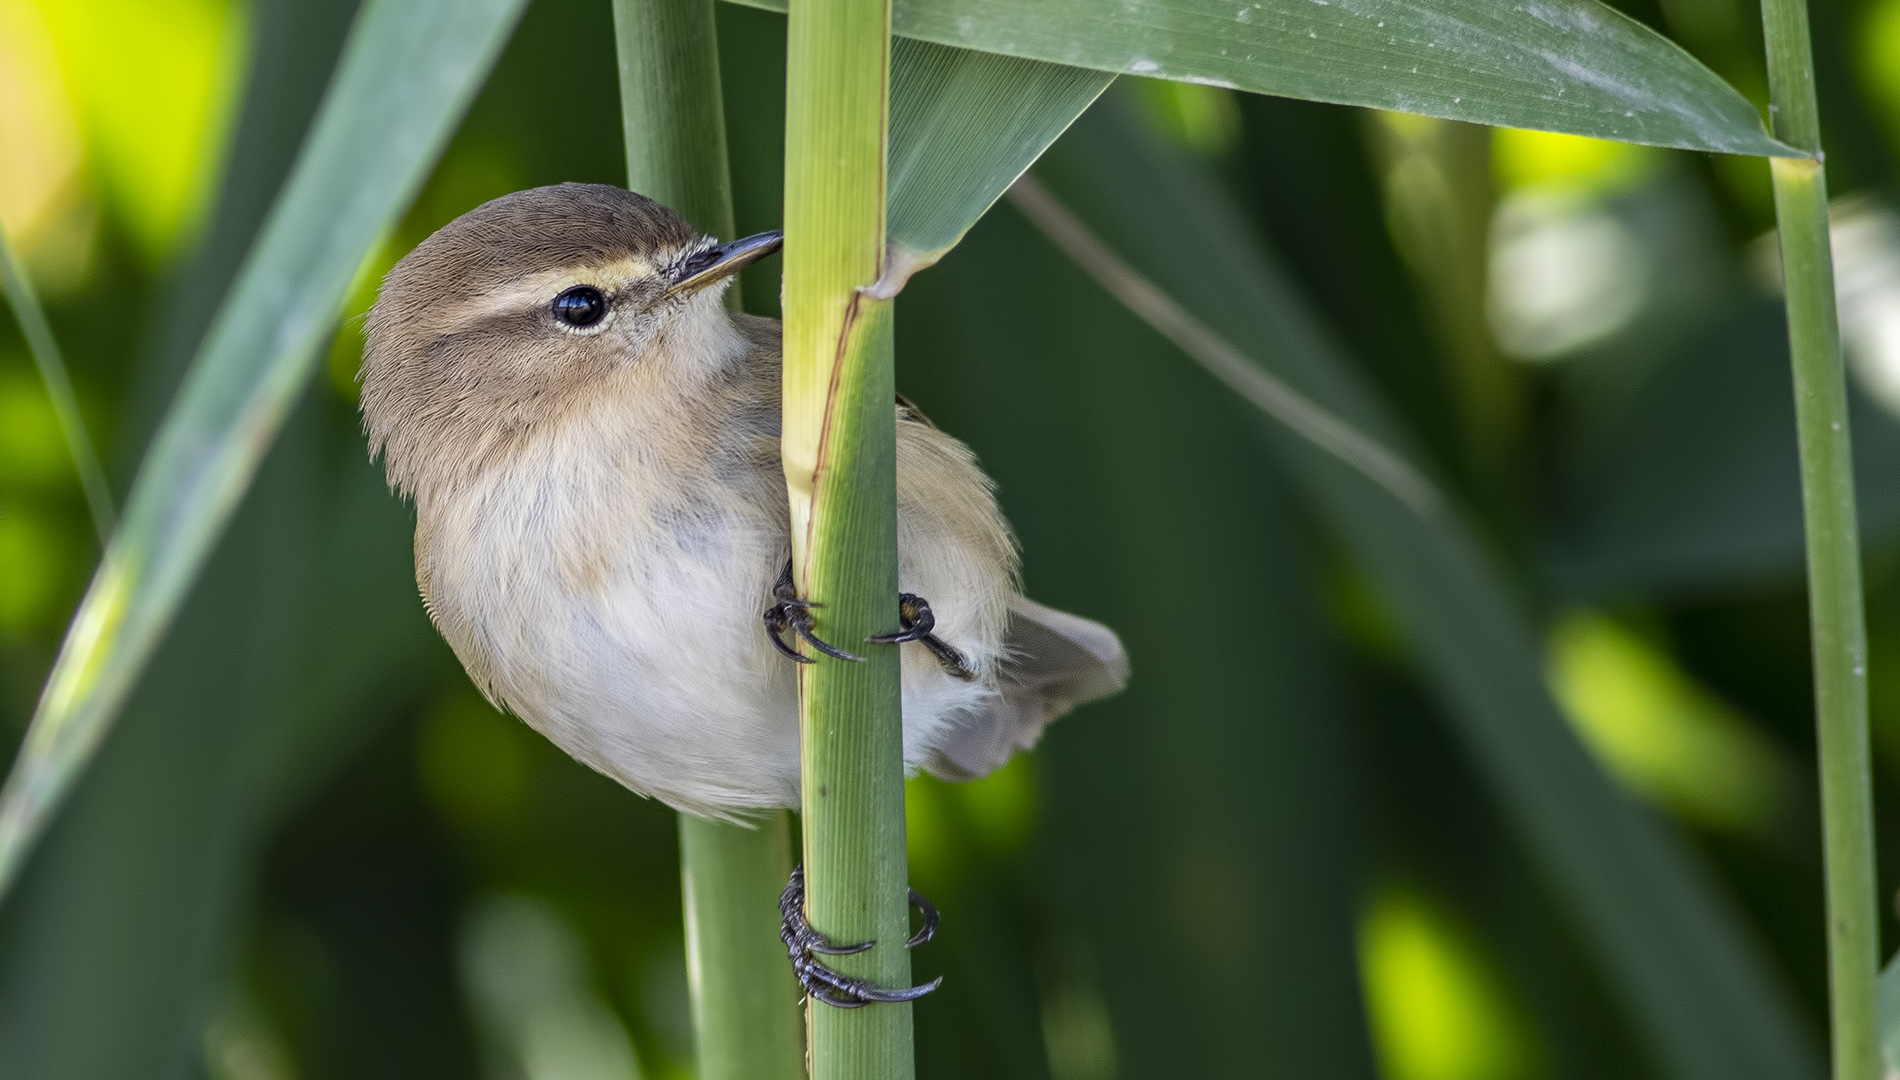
<box><xmin>867</xmin><ymin>593</ymin><xmax>978</xmax><ymax>681</ymax></box>
<box><xmin>764</xmin><ymin>563</ymin><xmax>864</xmax><ymax>663</ymax></box>
<box><xmin>763</xmin><ymin>568</ymin><xmax>975</xmax><ymax>680</ymax></box>
<box><xmin>780</xmin><ymin>863</ymin><xmax>943</xmax><ymax>1009</ymax></box>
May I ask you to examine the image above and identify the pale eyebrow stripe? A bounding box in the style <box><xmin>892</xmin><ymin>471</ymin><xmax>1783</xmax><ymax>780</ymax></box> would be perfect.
<box><xmin>436</xmin><ymin>255</ymin><xmax>671</xmax><ymax>324</ymax></box>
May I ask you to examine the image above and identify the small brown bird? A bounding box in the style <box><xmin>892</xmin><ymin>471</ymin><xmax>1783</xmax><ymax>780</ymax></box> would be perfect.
<box><xmin>359</xmin><ymin>182</ymin><xmax>1127</xmax><ymax>999</ymax></box>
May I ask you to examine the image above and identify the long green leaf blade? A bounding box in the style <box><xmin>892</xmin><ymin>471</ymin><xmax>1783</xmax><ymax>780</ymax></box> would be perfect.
<box><xmin>0</xmin><ymin>0</ymin><xmax>527</xmax><ymax>900</ymax></box>
<box><xmin>887</xmin><ymin>39</ymin><xmax>1111</xmax><ymax>275</ymax></box>
<box><xmin>1022</xmin><ymin>100</ymin><xmax>1818</xmax><ymax>1080</ymax></box>
<box><xmin>730</xmin><ymin>0</ymin><xmax>1792</xmax><ymax>156</ymax></box>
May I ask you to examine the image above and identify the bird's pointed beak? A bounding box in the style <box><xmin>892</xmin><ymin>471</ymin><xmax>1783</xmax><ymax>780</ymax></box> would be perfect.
<box><xmin>666</xmin><ymin>230</ymin><xmax>784</xmax><ymax>297</ymax></box>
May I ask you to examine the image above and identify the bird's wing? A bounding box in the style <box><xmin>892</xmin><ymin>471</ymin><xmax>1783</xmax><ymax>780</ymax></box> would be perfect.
<box><xmin>925</xmin><ymin>597</ymin><xmax>1129</xmax><ymax>781</ymax></box>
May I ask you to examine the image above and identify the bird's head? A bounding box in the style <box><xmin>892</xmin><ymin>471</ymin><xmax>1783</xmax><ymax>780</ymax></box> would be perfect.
<box><xmin>360</xmin><ymin>182</ymin><xmax>780</xmax><ymax>498</ymax></box>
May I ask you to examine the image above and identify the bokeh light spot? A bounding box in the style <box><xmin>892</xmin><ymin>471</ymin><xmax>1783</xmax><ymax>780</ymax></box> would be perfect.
<box><xmin>0</xmin><ymin>0</ymin><xmax>93</xmax><ymax>289</ymax></box>
<box><xmin>1491</xmin><ymin>128</ymin><xmax>1657</xmax><ymax>195</ymax></box>
<box><xmin>1358</xmin><ymin>886</ymin><xmax>1538</xmax><ymax>1080</ymax></box>
<box><xmin>28</xmin><ymin>0</ymin><xmax>248</xmax><ymax>263</ymax></box>
<box><xmin>1547</xmin><ymin>611</ymin><xmax>1789</xmax><ymax>833</ymax></box>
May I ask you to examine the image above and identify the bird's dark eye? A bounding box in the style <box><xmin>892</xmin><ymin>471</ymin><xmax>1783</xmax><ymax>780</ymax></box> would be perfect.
<box><xmin>552</xmin><ymin>285</ymin><xmax>607</xmax><ymax>327</ymax></box>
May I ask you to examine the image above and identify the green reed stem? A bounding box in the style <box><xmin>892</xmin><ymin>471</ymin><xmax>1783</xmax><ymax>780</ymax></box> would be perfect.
<box><xmin>677</xmin><ymin>813</ymin><xmax>805</xmax><ymax>1079</ymax></box>
<box><xmin>0</xmin><ymin>230</ymin><xmax>116</xmax><ymax>544</ymax></box>
<box><xmin>615</xmin><ymin>0</ymin><xmax>739</xmax><ymax>285</ymax></box>
<box><xmin>612</xmin><ymin>3</ymin><xmax>806</xmax><ymax>1078</ymax></box>
<box><xmin>782</xmin><ymin>0</ymin><xmax>914</xmax><ymax>1074</ymax></box>
<box><xmin>1760</xmin><ymin>0</ymin><xmax>1878</xmax><ymax>1074</ymax></box>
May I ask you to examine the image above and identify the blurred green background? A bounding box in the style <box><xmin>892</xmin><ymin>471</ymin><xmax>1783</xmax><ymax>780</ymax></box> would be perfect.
<box><xmin>7</xmin><ymin>0</ymin><xmax>1900</xmax><ymax>1077</ymax></box>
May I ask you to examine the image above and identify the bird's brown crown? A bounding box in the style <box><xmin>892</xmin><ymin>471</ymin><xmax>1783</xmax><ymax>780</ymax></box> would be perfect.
<box><xmin>361</xmin><ymin>183</ymin><xmax>716</xmax><ymax>501</ymax></box>
<box><xmin>378</xmin><ymin>182</ymin><xmax>695</xmax><ymax>303</ymax></box>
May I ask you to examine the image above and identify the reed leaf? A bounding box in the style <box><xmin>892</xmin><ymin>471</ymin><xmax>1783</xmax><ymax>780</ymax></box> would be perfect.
<box><xmin>887</xmin><ymin>40</ymin><xmax>1111</xmax><ymax>280</ymax></box>
<box><xmin>0</xmin><ymin>385</ymin><xmax>440</xmax><ymax>1079</ymax></box>
<box><xmin>729</xmin><ymin>0</ymin><xmax>1792</xmax><ymax>156</ymax></box>
<box><xmin>0</xmin><ymin>2</ymin><xmax>422</xmax><ymax>1071</ymax></box>
<box><xmin>0</xmin><ymin>0</ymin><xmax>527</xmax><ymax>901</ymax></box>
<box><xmin>1019</xmin><ymin>99</ymin><xmax>1819</xmax><ymax>1080</ymax></box>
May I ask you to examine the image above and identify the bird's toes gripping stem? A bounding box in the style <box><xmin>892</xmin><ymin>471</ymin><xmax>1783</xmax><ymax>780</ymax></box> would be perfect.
<box><xmin>780</xmin><ymin>863</ymin><xmax>942</xmax><ymax>1009</ymax></box>
<box><xmin>763</xmin><ymin>562</ymin><xmax>864</xmax><ymax>664</ymax></box>
<box><xmin>868</xmin><ymin>594</ymin><xmax>977</xmax><ymax>681</ymax></box>
<box><xmin>763</xmin><ymin>565</ymin><xmax>976</xmax><ymax>681</ymax></box>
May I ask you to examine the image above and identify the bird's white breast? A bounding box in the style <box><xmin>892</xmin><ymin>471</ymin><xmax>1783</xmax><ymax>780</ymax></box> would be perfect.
<box><xmin>412</xmin><ymin>367</ymin><xmax>1013</xmax><ymax>819</ymax></box>
<box><xmin>417</xmin><ymin>390</ymin><xmax>805</xmax><ymax>817</ymax></box>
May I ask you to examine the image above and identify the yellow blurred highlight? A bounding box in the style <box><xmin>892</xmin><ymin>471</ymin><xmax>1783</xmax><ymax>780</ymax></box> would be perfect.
<box><xmin>1130</xmin><ymin>78</ymin><xmax>1242</xmax><ymax>157</ymax></box>
<box><xmin>38</xmin><ymin>547</ymin><xmax>130</xmax><ymax>718</ymax></box>
<box><xmin>1547</xmin><ymin>612</ymin><xmax>1789</xmax><ymax>833</ymax></box>
<box><xmin>0</xmin><ymin>0</ymin><xmax>89</xmax><ymax>287</ymax></box>
<box><xmin>1491</xmin><ymin>128</ymin><xmax>1658</xmax><ymax>194</ymax></box>
<box><xmin>13</xmin><ymin>0</ymin><xmax>248</xmax><ymax>265</ymax></box>
<box><xmin>1359</xmin><ymin>886</ymin><xmax>1540</xmax><ymax>1080</ymax></box>
<box><xmin>1378</xmin><ymin>110</ymin><xmax>1442</xmax><ymax>141</ymax></box>
<box><xmin>0</xmin><ymin>505</ymin><xmax>68</xmax><ymax>636</ymax></box>
<box><xmin>420</xmin><ymin>687</ymin><xmax>535</xmax><ymax>830</ymax></box>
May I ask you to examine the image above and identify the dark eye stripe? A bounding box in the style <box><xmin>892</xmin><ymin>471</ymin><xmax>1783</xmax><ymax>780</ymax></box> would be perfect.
<box><xmin>552</xmin><ymin>285</ymin><xmax>607</xmax><ymax>327</ymax></box>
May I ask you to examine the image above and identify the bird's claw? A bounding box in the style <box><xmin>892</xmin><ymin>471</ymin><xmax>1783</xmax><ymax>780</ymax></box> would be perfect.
<box><xmin>868</xmin><ymin>594</ymin><xmax>978</xmax><ymax>681</ymax></box>
<box><xmin>764</xmin><ymin>563</ymin><xmax>864</xmax><ymax>664</ymax></box>
<box><xmin>780</xmin><ymin>864</ymin><xmax>943</xmax><ymax>1009</ymax></box>
<box><xmin>905</xmin><ymin>887</ymin><xmax>940</xmax><ymax>948</ymax></box>
<box><xmin>866</xmin><ymin>593</ymin><xmax>939</xmax><ymax>644</ymax></box>
<box><xmin>763</xmin><ymin>569</ymin><xmax>975</xmax><ymax>681</ymax></box>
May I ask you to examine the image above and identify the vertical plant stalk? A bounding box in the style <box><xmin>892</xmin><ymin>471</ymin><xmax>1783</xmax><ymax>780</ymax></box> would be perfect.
<box><xmin>1760</xmin><ymin>0</ymin><xmax>1878</xmax><ymax>1075</ymax></box>
<box><xmin>611</xmin><ymin>3</ymin><xmax>806</xmax><ymax>1078</ymax></box>
<box><xmin>678</xmin><ymin>813</ymin><xmax>805</xmax><ymax>1080</ymax></box>
<box><xmin>782</xmin><ymin>0</ymin><xmax>914</xmax><ymax>1075</ymax></box>
<box><xmin>615</xmin><ymin>0</ymin><xmax>739</xmax><ymax>262</ymax></box>
<box><xmin>0</xmin><ymin>232</ymin><xmax>116</xmax><ymax>543</ymax></box>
